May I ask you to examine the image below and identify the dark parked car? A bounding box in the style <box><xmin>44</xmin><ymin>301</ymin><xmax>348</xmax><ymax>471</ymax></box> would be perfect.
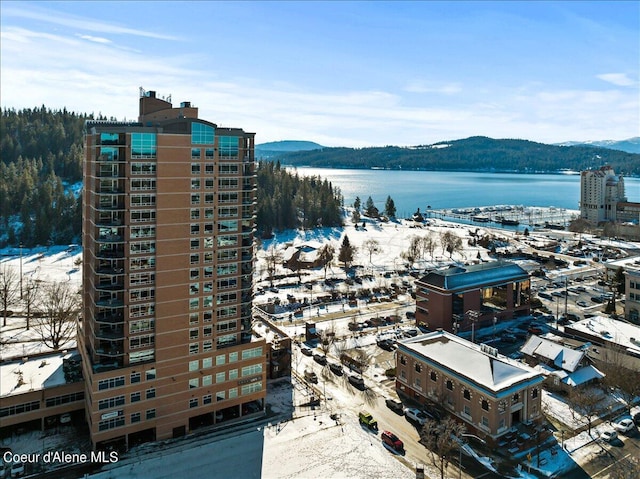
<box><xmin>385</xmin><ymin>398</ymin><xmax>404</xmax><ymax>414</ymax></box>
<box><xmin>301</xmin><ymin>346</ymin><xmax>313</xmax><ymax>356</ymax></box>
<box><xmin>328</xmin><ymin>362</ymin><xmax>343</xmax><ymax>375</ymax></box>
<box><xmin>313</xmin><ymin>353</ymin><xmax>327</xmax><ymax>365</ymax></box>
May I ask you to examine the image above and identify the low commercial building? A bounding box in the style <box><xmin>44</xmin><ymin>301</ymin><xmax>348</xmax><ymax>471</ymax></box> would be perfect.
<box><xmin>624</xmin><ymin>265</ymin><xmax>640</xmax><ymax>324</ymax></box>
<box><xmin>564</xmin><ymin>316</ymin><xmax>640</xmax><ymax>371</ymax></box>
<box><xmin>414</xmin><ymin>261</ymin><xmax>531</xmax><ymax>333</ymax></box>
<box><xmin>0</xmin><ymin>351</ymin><xmax>84</xmax><ymax>433</ymax></box>
<box><xmin>396</xmin><ymin>330</ymin><xmax>544</xmax><ymax>444</ymax></box>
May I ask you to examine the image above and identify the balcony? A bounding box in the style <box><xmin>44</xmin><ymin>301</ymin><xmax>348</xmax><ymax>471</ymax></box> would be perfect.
<box><xmin>96</xmin><ymin>347</ymin><xmax>125</xmax><ymax>358</ymax></box>
<box><xmin>97</xmin><ymin>167</ymin><xmax>121</xmax><ymax>178</ymax></box>
<box><xmin>96</xmin><ymin>247</ymin><xmax>125</xmax><ymax>259</ymax></box>
<box><xmin>95</xmin><ymin>312</ymin><xmax>124</xmax><ymax>324</ymax></box>
<box><xmin>96</xmin><ymin>215</ymin><xmax>124</xmax><ymax>227</ymax></box>
<box><xmin>95</xmin><ymin>282</ymin><xmax>125</xmax><ymax>292</ymax></box>
<box><xmin>96</xmin><ymin>201</ymin><xmax>126</xmax><ymax>212</ymax></box>
<box><xmin>97</xmin><ymin>234</ymin><xmax>124</xmax><ymax>244</ymax></box>
<box><xmin>95</xmin><ymin>297</ymin><xmax>124</xmax><ymax>308</ymax></box>
<box><xmin>95</xmin><ymin>327</ymin><xmax>124</xmax><ymax>341</ymax></box>
<box><xmin>96</xmin><ymin>264</ymin><xmax>125</xmax><ymax>276</ymax></box>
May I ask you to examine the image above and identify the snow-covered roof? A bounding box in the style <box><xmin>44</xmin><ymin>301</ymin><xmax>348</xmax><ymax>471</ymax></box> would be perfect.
<box><xmin>399</xmin><ymin>330</ymin><xmax>543</xmax><ymax>395</ymax></box>
<box><xmin>0</xmin><ymin>351</ymin><xmax>75</xmax><ymax>398</ymax></box>
<box><xmin>565</xmin><ymin>316</ymin><xmax>640</xmax><ymax>354</ymax></box>
<box><xmin>418</xmin><ymin>261</ymin><xmax>529</xmax><ymax>291</ymax></box>
<box><xmin>563</xmin><ymin>365</ymin><xmax>604</xmax><ymax>387</ymax></box>
<box><xmin>521</xmin><ymin>335</ymin><xmax>584</xmax><ymax>372</ymax></box>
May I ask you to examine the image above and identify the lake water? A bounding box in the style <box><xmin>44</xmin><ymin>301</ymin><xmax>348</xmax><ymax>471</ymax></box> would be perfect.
<box><xmin>287</xmin><ymin>167</ymin><xmax>640</xmax><ymax>219</ymax></box>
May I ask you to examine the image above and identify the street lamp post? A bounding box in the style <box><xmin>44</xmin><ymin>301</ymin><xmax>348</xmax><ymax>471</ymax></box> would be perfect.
<box><xmin>19</xmin><ymin>242</ymin><xmax>23</xmax><ymax>299</ymax></box>
<box><xmin>458</xmin><ymin>433</ymin><xmax>486</xmax><ymax>479</ymax></box>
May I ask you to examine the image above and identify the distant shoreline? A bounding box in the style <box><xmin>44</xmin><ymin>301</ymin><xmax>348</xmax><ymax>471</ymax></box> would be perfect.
<box><xmin>285</xmin><ymin>165</ymin><xmax>640</xmax><ymax>178</ymax></box>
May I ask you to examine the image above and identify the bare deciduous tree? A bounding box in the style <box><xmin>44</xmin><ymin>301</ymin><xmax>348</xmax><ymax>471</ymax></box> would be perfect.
<box><xmin>420</xmin><ymin>417</ymin><xmax>467</xmax><ymax>479</ymax></box>
<box><xmin>34</xmin><ymin>282</ymin><xmax>79</xmax><ymax>350</ymax></box>
<box><xmin>23</xmin><ymin>278</ymin><xmax>41</xmax><ymax>330</ymax></box>
<box><xmin>599</xmin><ymin>346</ymin><xmax>640</xmax><ymax>414</ymax></box>
<box><xmin>362</xmin><ymin>239</ymin><xmax>380</xmax><ymax>265</ymax></box>
<box><xmin>264</xmin><ymin>244</ymin><xmax>283</xmax><ymax>287</ymax></box>
<box><xmin>567</xmin><ymin>386</ymin><xmax>606</xmax><ymax>435</ymax></box>
<box><xmin>0</xmin><ymin>263</ymin><xmax>20</xmax><ymax>327</ymax></box>
<box><xmin>401</xmin><ymin>235</ymin><xmax>422</xmax><ymax>269</ymax></box>
<box><xmin>318</xmin><ymin>244</ymin><xmax>335</xmax><ymax>280</ymax></box>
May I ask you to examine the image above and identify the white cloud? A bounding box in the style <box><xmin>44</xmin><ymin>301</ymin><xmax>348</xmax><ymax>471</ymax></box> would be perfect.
<box><xmin>76</xmin><ymin>34</ymin><xmax>112</xmax><ymax>44</ymax></box>
<box><xmin>596</xmin><ymin>73</ymin><xmax>636</xmax><ymax>87</ymax></box>
<box><xmin>2</xmin><ymin>4</ymin><xmax>181</xmax><ymax>40</ymax></box>
<box><xmin>403</xmin><ymin>81</ymin><xmax>462</xmax><ymax>95</ymax></box>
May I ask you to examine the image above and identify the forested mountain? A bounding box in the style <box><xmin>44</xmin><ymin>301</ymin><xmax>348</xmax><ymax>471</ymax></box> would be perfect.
<box><xmin>268</xmin><ymin>136</ymin><xmax>640</xmax><ymax>175</ymax></box>
<box><xmin>255</xmin><ymin>140</ymin><xmax>323</xmax><ymax>158</ymax></box>
<box><xmin>556</xmin><ymin>137</ymin><xmax>640</xmax><ymax>154</ymax></box>
<box><xmin>0</xmin><ymin>108</ymin><xmax>341</xmax><ymax>247</ymax></box>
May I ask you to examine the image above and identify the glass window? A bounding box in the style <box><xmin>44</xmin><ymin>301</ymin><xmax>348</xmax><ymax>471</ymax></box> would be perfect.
<box><xmin>192</xmin><ymin>122</ymin><xmax>215</xmax><ymax>144</ymax></box>
<box><xmin>131</xmin><ymin>133</ymin><xmax>157</xmax><ymax>158</ymax></box>
<box><xmin>189</xmin><ymin>378</ymin><xmax>199</xmax><ymax>389</ymax></box>
<box><xmin>218</xmin><ymin>136</ymin><xmax>238</xmax><ymax>158</ymax></box>
<box><xmin>189</xmin><ymin>360</ymin><xmax>199</xmax><ymax>372</ymax></box>
<box><xmin>202</xmin><ymin>375</ymin><xmax>212</xmax><ymax>386</ymax></box>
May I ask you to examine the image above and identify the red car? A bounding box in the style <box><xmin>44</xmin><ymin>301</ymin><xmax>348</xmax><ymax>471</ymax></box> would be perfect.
<box><xmin>381</xmin><ymin>430</ymin><xmax>404</xmax><ymax>452</ymax></box>
<box><xmin>528</xmin><ymin>326</ymin><xmax>543</xmax><ymax>334</ymax></box>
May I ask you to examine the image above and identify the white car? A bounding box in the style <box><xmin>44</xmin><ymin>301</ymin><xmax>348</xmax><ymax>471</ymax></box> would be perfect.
<box><xmin>403</xmin><ymin>407</ymin><xmax>428</xmax><ymax>426</ymax></box>
<box><xmin>612</xmin><ymin>418</ymin><xmax>635</xmax><ymax>434</ymax></box>
<box><xmin>599</xmin><ymin>429</ymin><xmax>617</xmax><ymax>442</ymax></box>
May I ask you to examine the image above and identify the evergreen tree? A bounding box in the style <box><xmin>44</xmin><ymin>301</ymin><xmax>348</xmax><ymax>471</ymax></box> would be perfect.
<box><xmin>385</xmin><ymin>195</ymin><xmax>396</xmax><ymax>218</ymax></box>
<box><xmin>338</xmin><ymin>235</ymin><xmax>356</xmax><ymax>269</ymax></box>
<box><xmin>364</xmin><ymin>196</ymin><xmax>378</xmax><ymax>217</ymax></box>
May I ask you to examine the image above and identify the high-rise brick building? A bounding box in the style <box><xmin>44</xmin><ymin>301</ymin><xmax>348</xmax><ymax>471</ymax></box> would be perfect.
<box><xmin>80</xmin><ymin>89</ymin><xmax>266</xmax><ymax>450</ymax></box>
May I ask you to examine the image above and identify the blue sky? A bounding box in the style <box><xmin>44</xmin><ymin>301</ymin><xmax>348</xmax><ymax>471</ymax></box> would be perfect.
<box><xmin>1</xmin><ymin>1</ymin><xmax>638</xmax><ymax>147</ymax></box>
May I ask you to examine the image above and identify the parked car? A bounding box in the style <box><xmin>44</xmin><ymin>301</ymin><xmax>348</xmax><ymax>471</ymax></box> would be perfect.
<box><xmin>376</xmin><ymin>339</ymin><xmax>395</xmax><ymax>351</ymax></box>
<box><xmin>328</xmin><ymin>362</ymin><xmax>343</xmax><ymax>375</ymax></box>
<box><xmin>599</xmin><ymin>429</ymin><xmax>617</xmax><ymax>442</ymax></box>
<box><xmin>500</xmin><ymin>333</ymin><xmax>517</xmax><ymax>343</ymax></box>
<box><xmin>313</xmin><ymin>353</ymin><xmax>327</xmax><ymax>365</ymax></box>
<box><xmin>301</xmin><ymin>346</ymin><xmax>313</xmax><ymax>356</ymax></box>
<box><xmin>404</xmin><ymin>407</ymin><xmax>429</xmax><ymax>426</ymax></box>
<box><xmin>612</xmin><ymin>418</ymin><xmax>635</xmax><ymax>434</ymax></box>
<box><xmin>385</xmin><ymin>398</ymin><xmax>404</xmax><ymax>414</ymax></box>
<box><xmin>347</xmin><ymin>373</ymin><xmax>365</xmax><ymax>388</ymax></box>
<box><xmin>528</xmin><ymin>326</ymin><xmax>543</xmax><ymax>334</ymax></box>
<box><xmin>304</xmin><ymin>370</ymin><xmax>318</xmax><ymax>383</ymax></box>
<box><xmin>59</xmin><ymin>413</ymin><xmax>71</xmax><ymax>424</ymax></box>
<box><xmin>381</xmin><ymin>430</ymin><xmax>404</xmax><ymax>452</ymax></box>
<box><xmin>634</xmin><ymin>412</ymin><xmax>640</xmax><ymax>426</ymax></box>
<box><xmin>358</xmin><ymin>411</ymin><xmax>378</xmax><ymax>430</ymax></box>
<box><xmin>576</xmin><ymin>300</ymin><xmax>588</xmax><ymax>307</ymax></box>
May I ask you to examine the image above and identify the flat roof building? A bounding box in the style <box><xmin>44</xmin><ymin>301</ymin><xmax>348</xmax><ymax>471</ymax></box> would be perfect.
<box><xmin>396</xmin><ymin>330</ymin><xmax>544</xmax><ymax>444</ymax></box>
<box><xmin>80</xmin><ymin>89</ymin><xmax>266</xmax><ymax>450</ymax></box>
<box><xmin>564</xmin><ymin>316</ymin><xmax>640</xmax><ymax>372</ymax></box>
<box><xmin>415</xmin><ymin>261</ymin><xmax>531</xmax><ymax>333</ymax></box>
